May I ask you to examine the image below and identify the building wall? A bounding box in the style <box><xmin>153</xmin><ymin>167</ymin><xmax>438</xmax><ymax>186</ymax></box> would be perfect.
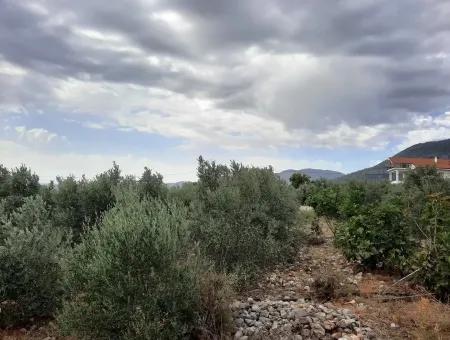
<box><xmin>440</xmin><ymin>170</ymin><xmax>450</xmax><ymax>179</ymax></box>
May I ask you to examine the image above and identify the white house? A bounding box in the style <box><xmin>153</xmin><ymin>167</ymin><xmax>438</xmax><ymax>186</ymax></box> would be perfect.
<box><xmin>387</xmin><ymin>157</ymin><xmax>450</xmax><ymax>184</ymax></box>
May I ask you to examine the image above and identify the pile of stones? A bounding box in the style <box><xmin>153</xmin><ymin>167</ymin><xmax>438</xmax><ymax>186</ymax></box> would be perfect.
<box><xmin>231</xmin><ymin>297</ymin><xmax>376</xmax><ymax>340</ymax></box>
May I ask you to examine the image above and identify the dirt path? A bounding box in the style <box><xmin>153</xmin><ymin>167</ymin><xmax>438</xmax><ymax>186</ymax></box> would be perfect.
<box><xmin>232</xmin><ymin>221</ymin><xmax>450</xmax><ymax>339</ymax></box>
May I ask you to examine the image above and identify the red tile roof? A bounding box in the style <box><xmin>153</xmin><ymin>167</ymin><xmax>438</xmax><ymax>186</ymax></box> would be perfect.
<box><xmin>389</xmin><ymin>157</ymin><xmax>450</xmax><ymax>170</ymax></box>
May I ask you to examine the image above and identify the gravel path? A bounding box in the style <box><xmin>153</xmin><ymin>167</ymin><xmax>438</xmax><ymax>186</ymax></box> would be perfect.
<box><xmin>231</xmin><ymin>223</ymin><xmax>376</xmax><ymax>340</ymax></box>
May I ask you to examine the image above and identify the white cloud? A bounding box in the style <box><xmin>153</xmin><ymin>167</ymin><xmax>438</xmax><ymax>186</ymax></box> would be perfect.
<box><xmin>51</xmin><ymin>77</ymin><xmax>400</xmax><ymax>151</ymax></box>
<box><xmin>13</xmin><ymin>126</ymin><xmax>66</xmax><ymax>144</ymax></box>
<box><xmin>397</xmin><ymin>112</ymin><xmax>450</xmax><ymax>150</ymax></box>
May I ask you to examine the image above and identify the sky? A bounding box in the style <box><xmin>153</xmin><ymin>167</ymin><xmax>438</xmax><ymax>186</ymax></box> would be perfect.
<box><xmin>1</xmin><ymin>0</ymin><xmax>450</xmax><ymax>182</ymax></box>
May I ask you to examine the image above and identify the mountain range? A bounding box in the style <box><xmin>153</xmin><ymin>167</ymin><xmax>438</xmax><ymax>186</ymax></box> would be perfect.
<box><xmin>276</xmin><ymin>168</ymin><xmax>344</xmax><ymax>182</ymax></box>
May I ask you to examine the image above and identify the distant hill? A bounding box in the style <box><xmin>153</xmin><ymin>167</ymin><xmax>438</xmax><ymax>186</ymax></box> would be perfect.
<box><xmin>337</xmin><ymin>138</ymin><xmax>450</xmax><ymax>182</ymax></box>
<box><xmin>335</xmin><ymin>160</ymin><xmax>390</xmax><ymax>182</ymax></box>
<box><xmin>277</xmin><ymin>168</ymin><xmax>344</xmax><ymax>182</ymax></box>
<box><xmin>394</xmin><ymin>139</ymin><xmax>450</xmax><ymax>159</ymax></box>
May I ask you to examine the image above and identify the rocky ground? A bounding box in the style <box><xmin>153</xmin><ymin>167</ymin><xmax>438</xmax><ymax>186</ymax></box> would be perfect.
<box><xmin>230</xmin><ymin>298</ymin><xmax>375</xmax><ymax>339</ymax></box>
<box><xmin>230</xmin><ymin>221</ymin><xmax>450</xmax><ymax>340</ymax></box>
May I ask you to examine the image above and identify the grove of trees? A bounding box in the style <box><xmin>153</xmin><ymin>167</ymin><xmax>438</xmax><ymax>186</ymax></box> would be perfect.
<box><xmin>1</xmin><ymin>159</ymin><xmax>448</xmax><ymax>339</ymax></box>
<box><xmin>0</xmin><ymin>158</ymin><xmax>306</xmax><ymax>338</ymax></box>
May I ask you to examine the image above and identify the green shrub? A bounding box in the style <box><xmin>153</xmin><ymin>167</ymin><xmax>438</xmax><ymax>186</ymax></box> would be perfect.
<box><xmin>192</xmin><ymin>158</ymin><xmax>303</xmax><ymax>281</ymax></box>
<box><xmin>168</xmin><ymin>182</ymin><xmax>197</xmax><ymax>208</ymax></box>
<box><xmin>289</xmin><ymin>173</ymin><xmax>310</xmax><ymax>189</ymax></box>
<box><xmin>0</xmin><ymin>165</ymin><xmax>40</xmax><ymax>215</ymax></box>
<box><xmin>0</xmin><ymin>196</ymin><xmax>68</xmax><ymax>327</ymax></box>
<box><xmin>305</xmin><ymin>180</ymin><xmax>340</xmax><ymax>220</ymax></box>
<box><xmin>335</xmin><ymin>196</ymin><xmax>416</xmax><ymax>270</ymax></box>
<box><xmin>58</xmin><ymin>189</ymin><xmax>205</xmax><ymax>339</ymax></box>
<box><xmin>408</xmin><ymin>193</ymin><xmax>450</xmax><ymax>301</ymax></box>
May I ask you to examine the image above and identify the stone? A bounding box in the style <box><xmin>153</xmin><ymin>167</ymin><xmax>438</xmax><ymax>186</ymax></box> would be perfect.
<box><xmin>332</xmin><ymin>332</ymin><xmax>343</xmax><ymax>339</ymax></box>
<box><xmin>297</xmin><ymin>316</ymin><xmax>310</xmax><ymax>325</ymax></box>
<box><xmin>312</xmin><ymin>323</ymin><xmax>326</xmax><ymax>337</ymax></box>
<box><xmin>316</xmin><ymin>311</ymin><xmax>326</xmax><ymax>320</ymax></box>
<box><xmin>246</xmin><ymin>318</ymin><xmax>256</xmax><ymax>326</ymax></box>
<box><xmin>293</xmin><ymin>308</ymin><xmax>308</xmax><ymax>318</ymax></box>
<box><xmin>301</xmin><ymin>328</ymin><xmax>311</xmax><ymax>337</ymax></box>
<box><xmin>235</xmin><ymin>318</ymin><xmax>244</xmax><ymax>326</ymax></box>
<box><xmin>251</xmin><ymin>304</ymin><xmax>260</xmax><ymax>312</ymax></box>
<box><xmin>324</xmin><ymin>320</ymin><xmax>336</xmax><ymax>330</ymax></box>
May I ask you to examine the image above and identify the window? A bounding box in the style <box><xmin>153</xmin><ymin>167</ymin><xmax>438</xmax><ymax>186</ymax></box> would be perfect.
<box><xmin>399</xmin><ymin>172</ymin><xmax>404</xmax><ymax>181</ymax></box>
<box><xmin>391</xmin><ymin>171</ymin><xmax>397</xmax><ymax>181</ymax></box>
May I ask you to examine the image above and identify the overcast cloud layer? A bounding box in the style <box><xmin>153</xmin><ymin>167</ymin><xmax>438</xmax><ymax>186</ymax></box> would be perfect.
<box><xmin>1</xmin><ymin>0</ymin><xmax>450</xmax><ymax>181</ymax></box>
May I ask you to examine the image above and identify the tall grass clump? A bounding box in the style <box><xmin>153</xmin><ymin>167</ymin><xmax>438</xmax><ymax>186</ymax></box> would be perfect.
<box><xmin>191</xmin><ymin>157</ymin><xmax>303</xmax><ymax>281</ymax></box>
<box><xmin>0</xmin><ymin>196</ymin><xmax>68</xmax><ymax>327</ymax></box>
<box><xmin>58</xmin><ymin>188</ymin><xmax>230</xmax><ymax>339</ymax></box>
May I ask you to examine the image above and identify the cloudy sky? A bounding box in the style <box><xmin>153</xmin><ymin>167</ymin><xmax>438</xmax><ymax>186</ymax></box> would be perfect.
<box><xmin>1</xmin><ymin>0</ymin><xmax>450</xmax><ymax>182</ymax></box>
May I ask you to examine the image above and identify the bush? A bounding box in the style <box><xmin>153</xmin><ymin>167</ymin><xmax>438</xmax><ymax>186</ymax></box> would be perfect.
<box><xmin>0</xmin><ymin>196</ymin><xmax>68</xmax><ymax>327</ymax></box>
<box><xmin>335</xmin><ymin>196</ymin><xmax>416</xmax><ymax>270</ymax></box>
<box><xmin>58</xmin><ymin>189</ymin><xmax>207</xmax><ymax>339</ymax></box>
<box><xmin>305</xmin><ymin>180</ymin><xmax>340</xmax><ymax>220</ymax></box>
<box><xmin>329</xmin><ymin>169</ymin><xmax>450</xmax><ymax>300</ymax></box>
<box><xmin>138</xmin><ymin>167</ymin><xmax>167</xmax><ymax>200</ymax></box>
<box><xmin>289</xmin><ymin>173</ymin><xmax>310</xmax><ymax>189</ymax></box>
<box><xmin>192</xmin><ymin>158</ymin><xmax>303</xmax><ymax>281</ymax></box>
<box><xmin>408</xmin><ymin>193</ymin><xmax>450</xmax><ymax>301</ymax></box>
<box><xmin>168</xmin><ymin>182</ymin><xmax>197</xmax><ymax>208</ymax></box>
<box><xmin>0</xmin><ymin>165</ymin><xmax>40</xmax><ymax>215</ymax></box>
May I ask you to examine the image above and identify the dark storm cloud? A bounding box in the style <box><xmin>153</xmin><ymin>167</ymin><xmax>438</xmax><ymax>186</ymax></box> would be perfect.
<box><xmin>0</xmin><ymin>0</ymin><xmax>449</xmax><ymax>130</ymax></box>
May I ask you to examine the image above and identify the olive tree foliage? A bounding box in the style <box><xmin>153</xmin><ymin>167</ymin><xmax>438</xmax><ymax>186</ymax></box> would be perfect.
<box><xmin>138</xmin><ymin>166</ymin><xmax>167</xmax><ymax>199</ymax></box>
<box><xmin>289</xmin><ymin>172</ymin><xmax>310</xmax><ymax>189</ymax></box>
<box><xmin>0</xmin><ymin>196</ymin><xmax>68</xmax><ymax>327</ymax></box>
<box><xmin>0</xmin><ymin>164</ymin><xmax>40</xmax><ymax>215</ymax></box>
<box><xmin>191</xmin><ymin>157</ymin><xmax>303</xmax><ymax>280</ymax></box>
<box><xmin>58</xmin><ymin>189</ymin><xmax>205</xmax><ymax>339</ymax></box>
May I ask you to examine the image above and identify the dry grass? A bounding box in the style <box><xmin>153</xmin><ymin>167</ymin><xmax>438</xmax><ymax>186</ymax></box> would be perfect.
<box><xmin>395</xmin><ymin>298</ymin><xmax>450</xmax><ymax>340</ymax></box>
<box><xmin>341</xmin><ymin>274</ymin><xmax>450</xmax><ymax>340</ymax></box>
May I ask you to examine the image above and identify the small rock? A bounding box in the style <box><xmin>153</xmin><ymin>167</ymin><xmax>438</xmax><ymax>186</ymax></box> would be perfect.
<box><xmin>312</xmin><ymin>323</ymin><xmax>326</xmax><ymax>337</ymax></box>
<box><xmin>235</xmin><ymin>318</ymin><xmax>244</xmax><ymax>326</ymax></box>
<box><xmin>251</xmin><ymin>304</ymin><xmax>260</xmax><ymax>312</ymax></box>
